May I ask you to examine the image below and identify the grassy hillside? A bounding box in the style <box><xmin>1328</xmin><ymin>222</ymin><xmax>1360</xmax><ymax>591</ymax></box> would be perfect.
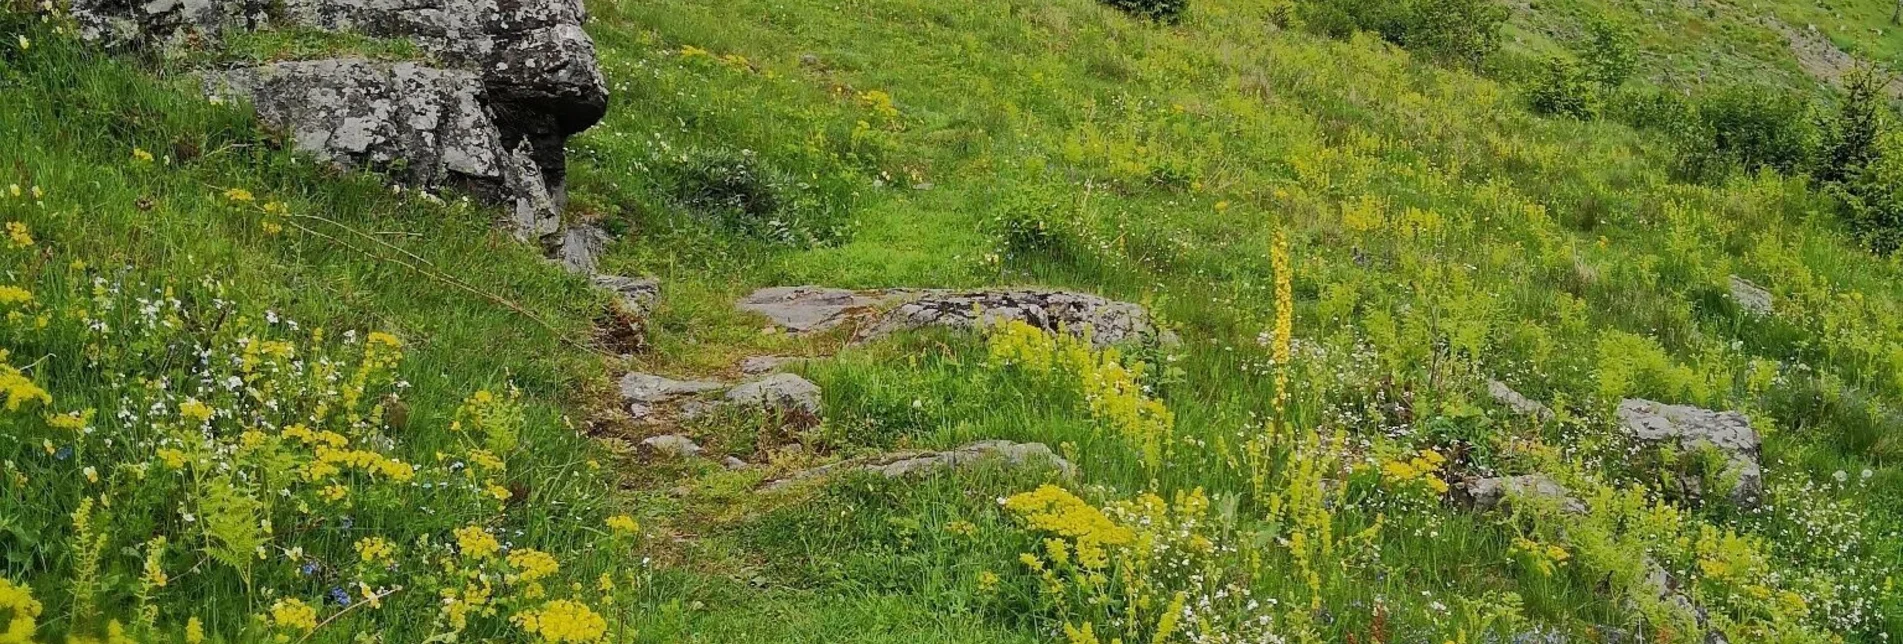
<box><xmin>4</xmin><ymin>0</ymin><xmax>1903</xmax><ymax>641</ymax></box>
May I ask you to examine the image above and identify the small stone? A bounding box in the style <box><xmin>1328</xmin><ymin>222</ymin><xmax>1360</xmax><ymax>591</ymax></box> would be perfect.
<box><xmin>618</xmin><ymin>372</ymin><xmax>724</xmax><ymax>404</ymax></box>
<box><xmin>1729</xmin><ymin>275</ymin><xmax>1774</xmax><ymax>316</ymax></box>
<box><xmin>1459</xmin><ymin>474</ymin><xmax>1586</xmax><ymax>515</ymax></box>
<box><xmin>724</xmin><ymin>373</ymin><xmax>822</xmax><ymax>416</ymax></box>
<box><xmin>627</xmin><ymin>402</ymin><xmax>654</xmax><ymax>420</ymax></box>
<box><xmin>1487</xmin><ymin>380</ymin><xmax>1554</xmax><ymax>421</ymax></box>
<box><xmin>861</xmin><ymin>288</ymin><xmax>1164</xmax><ymax>348</ymax></box>
<box><xmin>722</xmin><ymin>456</ymin><xmax>749</xmax><ymax>470</ymax></box>
<box><xmin>640</xmin><ymin>434</ymin><xmax>702</xmax><ymax>458</ymax></box>
<box><xmin>594</xmin><ymin>275</ymin><xmax>661</xmax><ymax>318</ymax></box>
<box><xmin>738</xmin><ymin>356</ymin><xmax>793</xmax><ymax>374</ymax></box>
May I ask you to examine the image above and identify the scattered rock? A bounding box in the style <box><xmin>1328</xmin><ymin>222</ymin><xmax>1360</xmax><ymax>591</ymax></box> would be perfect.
<box><xmin>593</xmin><ymin>275</ymin><xmax>661</xmax><ymax>319</ymax></box>
<box><xmin>1728</xmin><ymin>275</ymin><xmax>1774</xmax><ymax>316</ymax></box>
<box><xmin>1458</xmin><ymin>474</ymin><xmax>1586</xmax><ymax>515</ymax></box>
<box><xmin>738</xmin><ymin>356</ymin><xmax>796</xmax><ymax>375</ymax></box>
<box><xmin>627</xmin><ymin>402</ymin><xmax>654</xmax><ymax>420</ymax></box>
<box><xmin>723</xmin><ymin>373</ymin><xmax>822</xmax><ymax>416</ymax></box>
<box><xmin>722</xmin><ymin>456</ymin><xmax>749</xmax><ymax>470</ymax></box>
<box><xmin>618</xmin><ymin>372</ymin><xmax>723</xmax><ymax>404</ymax></box>
<box><xmin>639</xmin><ymin>434</ymin><xmax>702</xmax><ymax>458</ymax></box>
<box><xmin>1487</xmin><ymin>380</ymin><xmax>1554</xmax><ymax>421</ymax></box>
<box><xmin>1616</xmin><ymin>399</ymin><xmax>1764</xmax><ymax>507</ymax></box>
<box><xmin>736</xmin><ymin>286</ymin><xmax>892</xmax><ymax>333</ymax></box>
<box><xmin>862</xmin><ymin>289</ymin><xmax>1164</xmax><ymax>348</ymax></box>
<box><xmin>763</xmin><ymin>440</ymin><xmax>1075</xmax><ymax>490</ymax></box>
<box><xmin>553</xmin><ymin>224</ymin><xmax>610</xmax><ymax>274</ymax></box>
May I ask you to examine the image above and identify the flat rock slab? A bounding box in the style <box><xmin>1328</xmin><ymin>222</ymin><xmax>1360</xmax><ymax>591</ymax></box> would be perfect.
<box><xmin>736</xmin><ymin>286</ymin><xmax>894</xmax><ymax>333</ymax></box>
<box><xmin>724</xmin><ymin>373</ymin><xmax>822</xmax><ymax>416</ymax></box>
<box><xmin>1487</xmin><ymin>380</ymin><xmax>1554</xmax><ymax>421</ymax></box>
<box><xmin>763</xmin><ymin>440</ymin><xmax>1075</xmax><ymax>490</ymax></box>
<box><xmin>1459</xmin><ymin>474</ymin><xmax>1586</xmax><ymax>515</ymax></box>
<box><xmin>619</xmin><ymin>372</ymin><xmax>724</xmax><ymax>404</ymax></box>
<box><xmin>1616</xmin><ymin>399</ymin><xmax>1764</xmax><ymax>506</ymax></box>
<box><xmin>862</xmin><ymin>289</ymin><xmax>1160</xmax><ymax>348</ymax></box>
<box><xmin>593</xmin><ymin>275</ymin><xmax>660</xmax><ymax>318</ymax></box>
<box><xmin>639</xmin><ymin>434</ymin><xmax>702</xmax><ymax>458</ymax></box>
<box><xmin>737</xmin><ymin>286</ymin><xmax>1164</xmax><ymax>348</ymax></box>
<box><xmin>739</xmin><ymin>356</ymin><xmax>796</xmax><ymax>375</ymax></box>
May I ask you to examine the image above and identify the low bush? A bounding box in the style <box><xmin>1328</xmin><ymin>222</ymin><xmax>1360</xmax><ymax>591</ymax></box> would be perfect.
<box><xmin>1296</xmin><ymin>0</ymin><xmax>1507</xmax><ymax>68</ymax></box>
<box><xmin>665</xmin><ymin>147</ymin><xmax>855</xmax><ymax>246</ymax></box>
<box><xmin>1528</xmin><ymin>56</ymin><xmax>1599</xmax><ymax>119</ymax></box>
<box><xmin>1100</xmin><ymin>0</ymin><xmax>1188</xmax><ymax>23</ymax></box>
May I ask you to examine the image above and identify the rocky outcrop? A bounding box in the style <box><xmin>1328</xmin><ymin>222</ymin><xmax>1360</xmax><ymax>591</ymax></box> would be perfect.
<box><xmin>74</xmin><ymin>0</ymin><xmax>608</xmax><ymax>243</ymax></box>
<box><xmin>762</xmin><ymin>440</ymin><xmax>1075</xmax><ymax>490</ymax></box>
<box><xmin>862</xmin><ymin>289</ymin><xmax>1165</xmax><ymax>348</ymax></box>
<box><xmin>736</xmin><ymin>286</ymin><xmax>1168</xmax><ymax>347</ymax></box>
<box><xmin>1616</xmin><ymin>399</ymin><xmax>1764</xmax><ymax>507</ymax></box>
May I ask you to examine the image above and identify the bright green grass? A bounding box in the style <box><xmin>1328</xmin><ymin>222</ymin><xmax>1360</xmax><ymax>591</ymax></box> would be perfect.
<box><xmin>574</xmin><ymin>0</ymin><xmax>1903</xmax><ymax>639</ymax></box>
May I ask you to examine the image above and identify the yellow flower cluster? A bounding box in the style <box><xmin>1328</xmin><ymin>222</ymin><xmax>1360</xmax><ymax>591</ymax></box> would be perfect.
<box><xmin>1378</xmin><ymin>448</ymin><xmax>1450</xmax><ymax>495</ymax></box>
<box><xmin>5</xmin><ymin>222</ymin><xmax>32</xmax><ymax>249</ymax></box>
<box><xmin>0</xmin><ymin>352</ymin><xmax>51</xmax><ymax>412</ymax></box>
<box><xmin>455</xmin><ymin>525</ymin><xmax>502</xmax><ymax>559</ymax></box>
<box><xmin>306</xmin><ymin>446</ymin><xmax>416</xmax><ymax>482</ymax></box>
<box><xmin>355</xmin><ymin>536</ymin><xmax>396</xmax><ymax>564</ymax></box>
<box><xmin>0</xmin><ymin>576</ymin><xmax>42</xmax><ymax>644</ymax></box>
<box><xmin>1509</xmin><ymin>536</ymin><xmax>1571</xmax><ymax>577</ymax></box>
<box><xmin>507</xmin><ymin>549</ymin><xmax>561</xmax><ymax>582</ymax></box>
<box><xmin>605</xmin><ymin>515</ymin><xmax>639</xmax><ymax>535</ymax></box>
<box><xmin>514</xmin><ymin>599</ymin><xmax>608</xmax><ymax>643</ymax></box>
<box><xmin>268</xmin><ymin>598</ymin><xmax>317</xmax><ymax>633</ymax></box>
<box><xmin>987</xmin><ymin>319</ymin><xmax>1174</xmax><ymax>472</ymax></box>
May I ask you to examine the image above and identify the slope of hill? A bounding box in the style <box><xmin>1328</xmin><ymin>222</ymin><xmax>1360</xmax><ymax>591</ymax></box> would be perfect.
<box><xmin>3</xmin><ymin>0</ymin><xmax>1903</xmax><ymax>641</ymax></box>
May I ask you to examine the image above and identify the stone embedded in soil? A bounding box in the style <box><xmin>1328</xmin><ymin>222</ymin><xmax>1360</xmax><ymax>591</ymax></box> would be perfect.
<box><xmin>861</xmin><ymin>289</ymin><xmax>1162</xmax><ymax>348</ymax></box>
<box><xmin>1615</xmin><ymin>399</ymin><xmax>1764</xmax><ymax>507</ymax></box>
<box><xmin>736</xmin><ymin>286</ymin><xmax>890</xmax><ymax>333</ymax></box>
<box><xmin>762</xmin><ymin>440</ymin><xmax>1076</xmax><ymax>491</ymax></box>
<box><xmin>1728</xmin><ymin>275</ymin><xmax>1774</xmax><ymax>316</ymax></box>
<box><xmin>723</xmin><ymin>373</ymin><xmax>822</xmax><ymax>416</ymax></box>
<box><xmin>722</xmin><ymin>456</ymin><xmax>749</xmax><ymax>470</ymax></box>
<box><xmin>1487</xmin><ymin>380</ymin><xmax>1554</xmax><ymax>421</ymax></box>
<box><xmin>1458</xmin><ymin>474</ymin><xmax>1586</xmax><ymax>515</ymax></box>
<box><xmin>639</xmin><ymin>434</ymin><xmax>702</xmax><ymax>458</ymax></box>
<box><xmin>739</xmin><ymin>356</ymin><xmax>795</xmax><ymax>375</ymax></box>
<box><xmin>593</xmin><ymin>275</ymin><xmax>661</xmax><ymax>319</ymax></box>
<box><xmin>618</xmin><ymin>372</ymin><xmax>723</xmax><ymax>404</ymax></box>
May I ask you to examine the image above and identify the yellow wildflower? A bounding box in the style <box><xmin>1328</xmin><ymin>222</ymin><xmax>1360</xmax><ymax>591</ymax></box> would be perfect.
<box><xmin>141</xmin><ymin>536</ymin><xmax>168</xmax><ymax>588</ymax></box>
<box><xmin>354</xmin><ymin>537</ymin><xmax>395</xmax><ymax>564</ymax></box>
<box><xmin>178</xmin><ymin>399</ymin><xmax>214</xmax><ymax>423</ymax></box>
<box><xmin>514</xmin><ymin>599</ymin><xmax>607</xmax><ymax>643</ymax></box>
<box><xmin>5</xmin><ymin>222</ymin><xmax>32</xmax><ymax>249</ymax></box>
<box><xmin>0</xmin><ymin>576</ymin><xmax>42</xmax><ymax>643</ymax></box>
<box><xmin>184</xmin><ymin>617</ymin><xmax>204</xmax><ymax>644</ymax></box>
<box><xmin>454</xmin><ymin>525</ymin><xmax>501</xmax><ymax>559</ymax></box>
<box><xmin>507</xmin><ymin>549</ymin><xmax>560</xmax><ymax>582</ymax></box>
<box><xmin>268</xmin><ymin>598</ymin><xmax>318</xmax><ymax>633</ymax></box>
<box><xmin>976</xmin><ymin>570</ymin><xmax>999</xmax><ymax>592</ymax></box>
<box><xmin>132</xmin><ymin>148</ymin><xmax>154</xmax><ymax>163</ymax></box>
<box><xmin>605</xmin><ymin>515</ymin><xmax>639</xmax><ymax>535</ymax></box>
<box><xmin>0</xmin><ymin>287</ymin><xmax>32</xmax><ymax>306</ymax></box>
<box><xmin>223</xmin><ymin>188</ymin><xmax>254</xmax><ymax>203</ymax></box>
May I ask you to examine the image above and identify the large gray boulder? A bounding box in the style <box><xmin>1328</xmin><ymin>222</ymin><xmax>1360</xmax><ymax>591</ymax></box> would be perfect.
<box><xmin>1616</xmin><ymin>399</ymin><xmax>1764</xmax><ymax>507</ymax></box>
<box><xmin>74</xmin><ymin>0</ymin><xmax>608</xmax><ymax>242</ymax></box>
<box><xmin>1458</xmin><ymin>474</ymin><xmax>1586</xmax><ymax>515</ymax></box>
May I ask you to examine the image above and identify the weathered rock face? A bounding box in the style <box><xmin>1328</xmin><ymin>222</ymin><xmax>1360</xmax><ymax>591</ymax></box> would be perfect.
<box><xmin>724</xmin><ymin>373</ymin><xmax>822</xmax><ymax>416</ymax></box>
<box><xmin>1616</xmin><ymin>399</ymin><xmax>1764</xmax><ymax>507</ymax></box>
<box><xmin>863</xmin><ymin>289</ymin><xmax>1163</xmax><ymax>348</ymax></box>
<box><xmin>74</xmin><ymin>0</ymin><xmax>608</xmax><ymax>242</ymax></box>
<box><xmin>735</xmin><ymin>286</ymin><xmax>1169</xmax><ymax>348</ymax></box>
<box><xmin>1487</xmin><ymin>380</ymin><xmax>1554</xmax><ymax>421</ymax></box>
<box><xmin>1728</xmin><ymin>275</ymin><xmax>1774</xmax><ymax>316</ymax></box>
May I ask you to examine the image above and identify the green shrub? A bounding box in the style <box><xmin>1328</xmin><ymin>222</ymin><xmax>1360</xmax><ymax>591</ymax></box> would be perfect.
<box><xmin>1527</xmin><ymin>56</ymin><xmax>1599</xmax><ymax>119</ymax></box>
<box><xmin>1676</xmin><ymin>87</ymin><xmax>1821</xmax><ymax>179</ymax></box>
<box><xmin>1296</xmin><ymin>0</ymin><xmax>1506</xmax><ymax>68</ymax></box>
<box><xmin>1100</xmin><ymin>0</ymin><xmax>1188</xmax><ymax>23</ymax></box>
<box><xmin>1820</xmin><ymin>67</ymin><xmax>1892</xmax><ymax>185</ymax></box>
<box><xmin>1832</xmin><ymin>132</ymin><xmax>1903</xmax><ymax>254</ymax></box>
<box><xmin>1579</xmin><ymin>17</ymin><xmax>1636</xmax><ymax>90</ymax></box>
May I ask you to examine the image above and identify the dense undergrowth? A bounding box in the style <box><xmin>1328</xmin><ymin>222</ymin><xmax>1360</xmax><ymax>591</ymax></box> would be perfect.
<box><xmin>7</xmin><ymin>0</ymin><xmax>1903</xmax><ymax>641</ymax></box>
